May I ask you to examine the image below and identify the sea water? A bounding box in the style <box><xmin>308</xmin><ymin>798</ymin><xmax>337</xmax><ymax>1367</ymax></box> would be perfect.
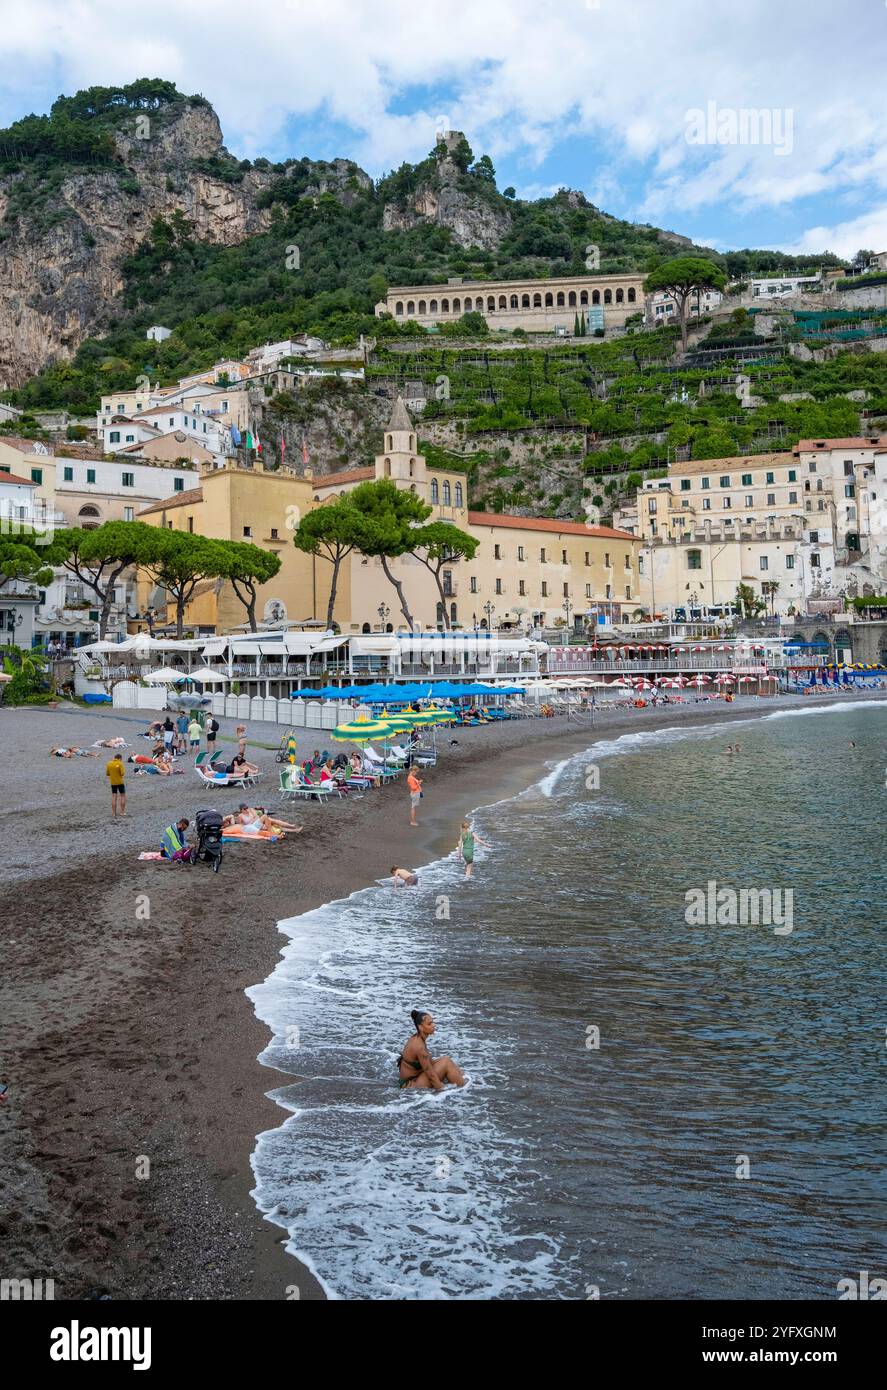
<box><xmin>247</xmin><ymin>703</ymin><xmax>887</xmax><ymax>1300</ymax></box>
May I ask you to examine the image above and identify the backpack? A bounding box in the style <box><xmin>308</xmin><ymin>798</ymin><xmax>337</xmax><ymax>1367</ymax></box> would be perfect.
<box><xmin>209</xmin><ymin>719</ymin><xmax>219</xmax><ymax>735</ymax></box>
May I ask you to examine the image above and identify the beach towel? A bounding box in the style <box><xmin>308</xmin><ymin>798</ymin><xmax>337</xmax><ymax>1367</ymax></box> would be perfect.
<box><xmin>138</xmin><ymin>851</ymin><xmax>165</xmax><ymax>860</ymax></box>
<box><xmin>221</xmin><ymin>826</ymin><xmax>280</xmax><ymax>843</ymax></box>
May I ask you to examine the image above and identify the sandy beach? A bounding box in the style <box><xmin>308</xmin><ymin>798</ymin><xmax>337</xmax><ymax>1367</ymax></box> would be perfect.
<box><xmin>2</xmin><ymin>688</ymin><xmax>883</xmax><ymax>1301</ymax></box>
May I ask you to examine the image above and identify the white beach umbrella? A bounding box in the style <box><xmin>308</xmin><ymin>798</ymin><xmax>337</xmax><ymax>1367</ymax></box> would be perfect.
<box><xmin>142</xmin><ymin>667</ymin><xmax>184</xmax><ymax>682</ymax></box>
<box><xmin>187</xmin><ymin>667</ymin><xmax>228</xmax><ymax>682</ymax></box>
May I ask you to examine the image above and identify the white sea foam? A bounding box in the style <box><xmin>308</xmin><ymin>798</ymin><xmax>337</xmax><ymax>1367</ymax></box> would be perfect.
<box><xmin>246</xmin><ymin>692</ymin><xmax>885</xmax><ymax>1300</ymax></box>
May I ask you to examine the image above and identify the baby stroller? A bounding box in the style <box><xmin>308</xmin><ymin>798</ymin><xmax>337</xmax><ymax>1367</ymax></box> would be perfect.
<box><xmin>194</xmin><ymin>808</ymin><xmax>224</xmax><ymax>873</ymax></box>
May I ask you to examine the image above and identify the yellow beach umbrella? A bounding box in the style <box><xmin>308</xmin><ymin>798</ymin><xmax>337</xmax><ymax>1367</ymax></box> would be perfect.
<box><xmin>331</xmin><ymin>717</ymin><xmax>396</xmax><ymax>744</ymax></box>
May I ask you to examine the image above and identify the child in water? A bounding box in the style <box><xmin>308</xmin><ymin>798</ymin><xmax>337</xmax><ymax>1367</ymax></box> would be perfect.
<box><xmin>456</xmin><ymin>820</ymin><xmax>489</xmax><ymax>879</ymax></box>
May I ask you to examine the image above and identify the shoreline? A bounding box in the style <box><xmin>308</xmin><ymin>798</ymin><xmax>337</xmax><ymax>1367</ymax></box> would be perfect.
<box><xmin>3</xmin><ymin>690</ymin><xmax>885</xmax><ymax>1301</ymax></box>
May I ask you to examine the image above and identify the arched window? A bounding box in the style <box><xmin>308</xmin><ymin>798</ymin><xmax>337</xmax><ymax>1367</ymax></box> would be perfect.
<box><xmin>568</xmin><ymin>291</ymin><xmax>577</xmax><ymax>306</ymax></box>
<box><xmin>430</xmin><ymin>299</ymin><xmax>438</xmax><ymax>312</ymax></box>
<box><xmin>409</xmin><ymin>433</ymin><xmax>416</xmax><ymax>451</ymax></box>
<box><xmin>464</xmin><ymin>297</ymin><xmax>473</xmax><ymax>311</ymax></box>
<box><xmin>556</xmin><ymin>292</ymin><xmax>565</xmax><ymax>306</ymax></box>
<box><xmin>604</xmin><ymin>289</ymin><xmax>612</xmax><ymax>304</ymax></box>
<box><xmin>453</xmin><ymin>298</ymin><xmax>461</xmax><ymax>312</ymax></box>
<box><xmin>436</xmin><ymin>602</ymin><xmax>445</xmax><ymax>627</ymax></box>
<box><xmin>627</xmin><ymin>287</ymin><xmax>636</xmax><ymax>303</ymax></box>
<box><xmin>387</xmin><ymin>435</ymin><xmax>393</xmax><ymax>450</ymax></box>
<box><xmin>395</xmin><ymin>301</ymin><xmax>404</xmax><ymax>316</ymax></box>
<box><xmin>450</xmin><ymin>603</ymin><xmax>457</xmax><ymax>625</ymax></box>
<box><xmin>521</xmin><ymin>294</ymin><xmax>530</xmax><ymax>307</ymax></box>
<box><xmin>545</xmin><ymin>292</ymin><xmax>553</xmax><ymax>307</ymax></box>
<box><xmin>498</xmin><ymin>295</ymin><xmax>507</xmax><ymax>309</ymax></box>
<box><xmin>442</xmin><ymin>480</ymin><xmax>451</xmax><ymax>504</ymax></box>
<box><xmin>408</xmin><ymin>458</ymin><xmax>415</xmax><ymax>477</ymax></box>
<box><xmin>384</xmin><ymin>457</ymin><xmax>391</xmax><ymax>477</ymax></box>
<box><xmin>78</xmin><ymin>504</ymin><xmax>101</xmax><ymax>524</ymax></box>
<box><xmin>441</xmin><ymin>298</ymin><xmax>449</xmax><ymax>312</ymax></box>
<box><xmin>580</xmin><ymin>290</ymin><xmax>588</xmax><ymax>305</ymax></box>
<box><xmin>361</xmin><ymin>622</ymin><xmax>371</xmax><ymax>633</ymax></box>
<box><xmin>431</xmin><ymin>478</ymin><xmax>439</xmax><ymax>503</ymax></box>
<box><xmin>533</xmin><ymin>293</ymin><xmax>542</xmax><ymax>307</ymax></box>
<box><xmin>454</xmin><ymin>481</ymin><xmax>463</xmax><ymax>506</ymax></box>
<box><xmin>615</xmin><ymin>288</ymin><xmax>624</xmax><ymax>303</ymax></box>
<box><xmin>510</xmin><ymin>294</ymin><xmax>519</xmax><ymax>308</ymax></box>
<box><xmin>418</xmin><ymin>300</ymin><xmax>427</xmax><ymax>314</ymax></box>
<box><xmin>592</xmin><ymin>290</ymin><xmax>600</xmax><ymax>304</ymax></box>
<box><xmin>487</xmin><ymin>296</ymin><xmax>495</xmax><ymax>312</ymax></box>
<box><xmin>407</xmin><ymin>300</ymin><xmax>415</xmax><ymax>314</ymax></box>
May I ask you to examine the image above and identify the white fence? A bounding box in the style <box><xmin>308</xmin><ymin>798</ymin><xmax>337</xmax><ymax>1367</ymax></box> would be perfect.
<box><xmin>209</xmin><ymin>693</ymin><xmax>359</xmax><ymax>728</ymax></box>
<box><xmin>112</xmin><ymin>681</ymin><xmax>171</xmax><ymax>711</ymax></box>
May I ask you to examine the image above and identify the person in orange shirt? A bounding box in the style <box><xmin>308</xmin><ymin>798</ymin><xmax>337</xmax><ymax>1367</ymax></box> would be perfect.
<box><xmin>407</xmin><ymin>767</ymin><xmax>423</xmax><ymax>826</ymax></box>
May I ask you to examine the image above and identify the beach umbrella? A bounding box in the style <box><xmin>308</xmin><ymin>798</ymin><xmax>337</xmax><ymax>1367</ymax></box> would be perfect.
<box><xmin>738</xmin><ymin>675</ymin><xmax>757</xmax><ymax>683</ymax></box>
<box><xmin>659</xmin><ymin>677</ymin><xmax>684</xmax><ymax>688</ymax></box>
<box><xmin>330</xmin><ymin>717</ymin><xmax>396</xmax><ymax>744</ymax></box>
<box><xmin>689</xmin><ymin>674</ymin><xmax>711</xmax><ymax>687</ymax></box>
<box><xmin>187</xmin><ymin>666</ymin><xmax>228</xmax><ymax>682</ymax></box>
<box><xmin>714</xmin><ymin>673</ymin><xmax>735</xmax><ymax>685</ymax></box>
<box><xmin>143</xmin><ymin>667</ymin><xmax>183</xmax><ymax>682</ymax></box>
<box><xmin>379</xmin><ymin>711</ymin><xmax>422</xmax><ymax>733</ymax></box>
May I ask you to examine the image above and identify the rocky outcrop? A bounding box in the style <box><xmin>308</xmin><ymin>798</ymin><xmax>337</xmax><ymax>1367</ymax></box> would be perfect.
<box><xmin>0</xmin><ymin>100</ymin><xmax>277</xmax><ymax>388</ymax></box>
<box><xmin>382</xmin><ymin>130</ymin><xmax>512</xmax><ymax>251</ymax></box>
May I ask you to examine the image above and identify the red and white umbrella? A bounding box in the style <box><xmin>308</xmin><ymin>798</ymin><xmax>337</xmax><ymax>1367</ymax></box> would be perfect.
<box><xmin>713</xmin><ymin>643</ymin><xmax>733</xmax><ymax>652</ymax></box>
<box><xmin>689</xmin><ymin>674</ymin><xmax>711</xmax><ymax>687</ymax></box>
<box><xmin>633</xmin><ymin>677</ymin><xmax>655</xmax><ymax>690</ymax></box>
<box><xmin>689</xmin><ymin>644</ymin><xmax>709</xmax><ymax>652</ymax></box>
<box><xmin>659</xmin><ymin>677</ymin><xmax>685</xmax><ymax>688</ymax></box>
<box><xmin>738</xmin><ymin>675</ymin><xmax>757</xmax><ymax>683</ymax></box>
<box><xmin>714</xmin><ymin>673</ymin><xmax>735</xmax><ymax>685</ymax></box>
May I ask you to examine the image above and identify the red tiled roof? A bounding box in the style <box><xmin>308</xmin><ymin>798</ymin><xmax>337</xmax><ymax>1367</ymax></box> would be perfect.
<box><xmin>312</xmin><ymin>467</ymin><xmax>374</xmax><ymax>489</ymax></box>
<box><xmin>138</xmin><ymin>487</ymin><xmax>204</xmax><ymax>515</ymax></box>
<box><xmin>0</xmin><ymin>436</ymin><xmax>51</xmax><ymax>455</ymax></box>
<box><xmin>0</xmin><ymin>470</ymin><xmax>37</xmax><ymax>486</ymax></box>
<box><xmin>796</xmin><ymin>436</ymin><xmax>887</xmax><ymax>451</ymax></box>
<box><xmin>468</xmin><ymin>511</ymin><xmax>637</xmax><ymax>540</ymax></box>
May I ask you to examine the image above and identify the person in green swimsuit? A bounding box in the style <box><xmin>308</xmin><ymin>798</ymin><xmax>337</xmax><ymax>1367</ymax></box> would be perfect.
<box><xmin>396</xmin><ymin>1010</ymin><xmax>465</xmax><ymax>1090</ymax></box>
<box><xmin>456</xmin><ymin>819</ymin><xmax>489</xmax><ymax>879</ymax></box>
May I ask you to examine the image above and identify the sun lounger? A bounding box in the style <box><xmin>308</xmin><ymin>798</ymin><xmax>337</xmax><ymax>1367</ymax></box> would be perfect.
<box><xmin>279</xmin><ymin>768</ymin><xmax>336</xmax><ymax>802</ymax></box>
<box><xmin>196</xmin><ymin>766</ymin><xmax>260</xmax><ymax>788</ymax></box>
<box><xmin>194</xmin><ymin>750</ymin><xmax>225</xmax><ymax>769</ymax></box>
<box><xmin>363</xmin><ymin>747</ymin><xmax>403</xmax><ymax>779</ymax></box>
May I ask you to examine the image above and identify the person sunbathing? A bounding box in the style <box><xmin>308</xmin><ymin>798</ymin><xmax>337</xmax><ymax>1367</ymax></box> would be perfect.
<box><xmin>152</xmin><ymin>753</ymin><xmax>173</xmax><ymax>775</ymax></box>
<box><xmin>229</xmin><ymin>752</ymin><xmax>258</xmax><ymax>775</ymax></box>
<box><xmin>223</xmin><ymin>804</ymin><xmax>302</xmax><ymax>834</ymax></box>
<box><xmin>95</xmin><ymin>737</ymin><xmax>127</xmax><ymax>748</ymax></box>
<box><xmin>50</xmin><ymin>745</ymin><xmax>97</xmax><ymax>758</ymax></box>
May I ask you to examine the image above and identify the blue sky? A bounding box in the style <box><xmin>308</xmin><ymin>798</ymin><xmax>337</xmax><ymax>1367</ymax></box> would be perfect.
<box><xmin>3</xmin><ymin>0</ymin><xmax>887</xmax><ymax>258</ymax></box>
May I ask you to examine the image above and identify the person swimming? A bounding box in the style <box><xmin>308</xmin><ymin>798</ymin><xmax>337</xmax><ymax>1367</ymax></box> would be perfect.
<box><xmin>396</xmin><ymin>1009</ymin><xmax>465</xmax><ymax>1091</ymax></box>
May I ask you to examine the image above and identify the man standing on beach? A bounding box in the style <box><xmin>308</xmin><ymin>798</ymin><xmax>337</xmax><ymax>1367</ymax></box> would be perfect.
<box><xmin>106</xmin><ymin>753</ymin><xmax>126</xmax><ymax>817</ymax></box>
<box><xmin>206</xmin><ymin>716</ymin><xmax>219</xmax><ymax>755</ymax></box>
<box><xmin>407</xmin><ymin>766</ymin><xmax>423</xmax><ymax>826</ymax></box>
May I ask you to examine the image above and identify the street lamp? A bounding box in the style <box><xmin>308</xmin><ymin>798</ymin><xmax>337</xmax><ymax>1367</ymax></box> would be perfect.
<box><xmin>377</xmin><ymin>602</ymin><xmax>390</xmax><ymax>629</ymax></box>
<box><xmin>562</xmin><ymin>596</ymin><xmax>573</xmax><ymax>632</ymax></box>
<box><xmin>482</xmin><ymin>600</ymin><xmax>495</xmax><ymax>629</ymax></box>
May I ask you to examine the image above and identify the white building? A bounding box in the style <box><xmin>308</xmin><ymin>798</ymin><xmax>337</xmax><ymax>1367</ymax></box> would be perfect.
<box><xmin>646</xmin><ymin>287</ymin><xmax>724</xmax><ymax>324</ymax></box>
<box><xmin>146</xmin><ymin>325</ymin><xmax>173</xmax><ymax>342</ymax></box>
<box><xmin>99</xmin><ymin>407</ymin><xmax>232</xmax><ymax>458</ymax></box>
<box><xmin>750</xmin><ymin>274</ymin><xmax>821</xmax><ymax>298</ymax></box>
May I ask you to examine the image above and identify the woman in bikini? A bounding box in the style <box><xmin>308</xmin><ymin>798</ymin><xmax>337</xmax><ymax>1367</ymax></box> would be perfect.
<box><xmin>396</xmin><ymin>1010</ymin><xmax>465</xmax><ymax>1091</ymax></box>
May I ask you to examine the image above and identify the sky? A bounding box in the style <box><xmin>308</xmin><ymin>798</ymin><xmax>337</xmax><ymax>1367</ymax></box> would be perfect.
<box><xmin>2</xmin><ymin>0</ymin><xmax>887</xmax><ymax>258</ymax></box>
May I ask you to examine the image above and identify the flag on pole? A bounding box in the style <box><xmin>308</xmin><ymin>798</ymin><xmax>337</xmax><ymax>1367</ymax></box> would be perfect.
<box><xmin>280</xmin><ymin>435</ymin><xmax>285</xmax><ymax>465</ymax></box>
<box><xmin>246</xmin><ymin>430</ymin><xmax>254</xmax><ymax>451</ymax></box>
<box><xmin>301</xmin><ymin>437</ymin><xmax>309</xmax><ymax>467</ymax></box>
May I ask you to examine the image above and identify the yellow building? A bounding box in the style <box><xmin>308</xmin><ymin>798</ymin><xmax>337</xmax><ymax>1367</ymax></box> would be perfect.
<box><xmin>136</xmin><ymin>399</ymin><xmax>639</xmax><ymax>633</ymax></box>
<box><xmin>313</xmin><ymin>399</ymin><xmax>640</xmax><ymax>631</ymax></box>
<box><xmin>138</xmin><ymin>461</ymin><xmax>337</xmax><ymax>632</ymax></box>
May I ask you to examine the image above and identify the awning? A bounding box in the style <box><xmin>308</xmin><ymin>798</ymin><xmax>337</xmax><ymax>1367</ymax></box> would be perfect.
<box><xmin>350</xmin><ymin>637</ymin><xmax>400</xmax><ymax>655</ymax></box>
<box><xmin>201</xmin><ymin>637</ymin><xmax>228</xmax><ymax>657</ymax></box>
<box><xmin>311</xmin><ymin>635</ymin><xmax>348</xmax><ymax>653</ymax></box>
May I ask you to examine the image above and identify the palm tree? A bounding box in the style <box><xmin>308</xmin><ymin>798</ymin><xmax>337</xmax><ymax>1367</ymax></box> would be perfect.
<box><xmin>761</xmin><ymin>580</ymin><xmax>780</xmax><ymax>617</ymax></box>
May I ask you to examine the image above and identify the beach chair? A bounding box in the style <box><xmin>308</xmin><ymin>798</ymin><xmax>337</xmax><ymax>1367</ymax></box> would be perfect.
<box><xmin>279</xmin><ymin>767</ymin><xmax>336</xmax><ymax>803</ymax></box>
<box><xmin>362</xmin><ymin>747</ymin><xmax>401</xmax><ymax>781</ymax></box>
<box><xmin>194</xmin><ymin>750</ymin><xmax>224</xmax><ymax>770</ymax></box>
<box><xmin>196</xmin><ymin>764</ymin><xmax>260</xmax><ymax>789</ymax></box>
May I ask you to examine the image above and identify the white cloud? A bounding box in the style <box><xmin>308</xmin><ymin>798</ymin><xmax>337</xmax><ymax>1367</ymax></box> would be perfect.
<box><xmin>1</xmin><ymin>0</ymin><xmax>886</xmax><ymax>244</ymax></box>
<box><xmin>784</xmin><ymin>208</ymin><xmax>887</xmax><ymax>260</ymax></box>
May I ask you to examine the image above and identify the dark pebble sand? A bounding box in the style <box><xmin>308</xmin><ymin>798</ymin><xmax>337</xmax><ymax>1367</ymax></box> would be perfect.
<box><xmin>2</xmin><ymin>690</ymin><xmax>882</xmax><ymax>1299</ymax></box>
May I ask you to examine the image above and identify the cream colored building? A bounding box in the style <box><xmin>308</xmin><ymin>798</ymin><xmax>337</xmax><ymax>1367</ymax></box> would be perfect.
<box><xmin>138</xmin><ymin>462</ymin><xmax>336</xmax><ymax>633</ymax></box>
<box><xmin>312</xmin><ymin>399</ymin><xmax>640</xmax><ymax>631</ymax></box>
<box><xmin>375</xmin><ymin>273</ymin><xmax>645</xmax><ymax>334</ymax></box>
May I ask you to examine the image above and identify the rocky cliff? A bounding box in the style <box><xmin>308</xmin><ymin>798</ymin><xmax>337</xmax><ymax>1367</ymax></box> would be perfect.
<box><xmin>381</xmin><ymin>131</ymin><xmax>512</xmax><ymax>250</ymax></box>
<box><xmin>0</xmin><ymin>98</ymin><xmax>376</xmax><ymax>390</ymax></box>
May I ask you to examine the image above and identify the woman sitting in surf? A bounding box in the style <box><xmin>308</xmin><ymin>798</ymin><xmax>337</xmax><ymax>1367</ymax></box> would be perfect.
<box><xmin>397</xmin><ymin>1010</ymin><xmax>465</xmax><ymax>1091</ymax></box>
